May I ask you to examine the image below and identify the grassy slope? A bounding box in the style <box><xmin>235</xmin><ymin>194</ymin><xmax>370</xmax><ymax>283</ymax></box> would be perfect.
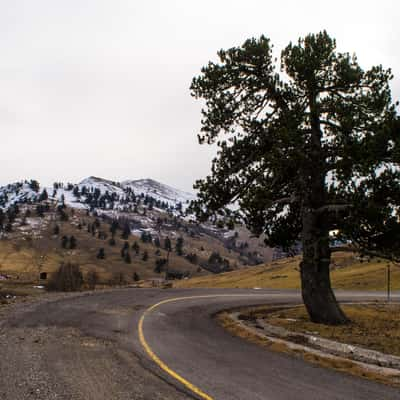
<box><xmin>0</xmin><ymin>204</ymin><xmax>262</xmax><ymax>286</ymax></box>
<box><xmin>175</xmin><ymin>252</ymin><xmax>400</xmax><ymax>291</ymax></box>
<box><xmin>0</xmin><ymin>209</ymin><xmax>202</xmax><ymax>284</ymax></box>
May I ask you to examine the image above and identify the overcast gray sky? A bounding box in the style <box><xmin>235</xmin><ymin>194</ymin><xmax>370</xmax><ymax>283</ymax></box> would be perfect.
<box><xmin>1</xmin><ymin>0</ymin><xmax>399</xmax><ymax>192</ymax></box>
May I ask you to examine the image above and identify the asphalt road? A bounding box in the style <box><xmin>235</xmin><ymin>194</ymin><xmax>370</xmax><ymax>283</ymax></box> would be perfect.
<box><xmin>1</xmin><ymin>288</ymin><xmax>399</xmax><ymax>400</ymax></box>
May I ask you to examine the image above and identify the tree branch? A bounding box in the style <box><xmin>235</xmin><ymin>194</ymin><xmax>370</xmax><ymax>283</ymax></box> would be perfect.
<box><xmin>315</xmin><ymin>204</ymin><xmax>352</xmax><ymax>213</ymax></box>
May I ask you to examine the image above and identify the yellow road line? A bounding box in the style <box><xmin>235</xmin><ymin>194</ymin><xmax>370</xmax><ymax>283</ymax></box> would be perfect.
<box><xmin>138</xmin><ymin>294</ymin><xmax>268</xmax><ymax>400</ymax></box>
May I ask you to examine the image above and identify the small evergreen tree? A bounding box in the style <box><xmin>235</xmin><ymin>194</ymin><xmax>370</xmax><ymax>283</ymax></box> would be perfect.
<box><xmin>4</xmin><ymin>222</ymin><xmax>12</xmax><ymax>232</ymax></box>
<box><xmin>39</xmin><ymin>189</ymin><xmax>48</xmax><ymax>202</ymax></box>
<box><xmin>110</xmin><ymin>220</ymin><xmax>118</xmax><ymax>235</ymax></box>
<box><xmin>142</xmin><ymin>250</ymin><xmax>149</xmax><ymax>261</ymax></box>
<box><xmin>86</xmin><ymin>269</ymin><xmax>99</xmax><ymax>290</ymax></box>
<box><xmin>133</xmin><ymin>272</ymin><xmax>140</xmax><ymax>282</ymax></box>
<box><xmin>61</xmin><ymin>235</ymin><xmax>68</xmax><ymax>249</ymax></box>
<box><xmin>164</xmin><ymin>237</ymin><xmax>172</xmax><ymax>252</ymax></box>
<box><xmin>53</xmin><ymin>224</ymin><xmax>60</xmax><ymax>235</ymax></box>
<box><xmin>58</xmin><ymin>206</ymin><xmax>68</xmax><ymax>221</ymax></box>
<box><xmin>121</xmin><ymin>222</ymin><xmax>130</xmax><ymax>240</ymax></box>
<box><xmin>36</xmin><ymin>204</ymin><xmax>45</xmax><ymax>218</ymax></box>
<box><xmin>121</xmin><ymin>241</ymin><xmax>129</xmax><ymax>257</ymax></box>
<box><xmin>0</xmin><ymin>209</ymin><xmax>5</xmax><ymax>230</ymax></box>
<box><xmin>124</xmin><ymin>251</ymin><xmax>131</xmax><ymax>264</ymax></box>
<box><xmin>29</xmin><ymin>179</ymin><xmax>40</xmax><ymax>192</ymax></box>
<box><xmin>186</xmin><ymin>253</ymin><xmax>198</xmax><ymax>264</ymax></box>
<box><xmin>112</xmin><ymin>272</ymin><xmax>126</xmax><ymax>285</ymax></box>
<box><xmin>132</xmin><ymin>241</ymin><xmax>140</xmax><ymax>255</ymax></box>
<box><xmin>154</xmin><ymin>258</ymin><xmax>167</xmax><ymax>273</ymax></box>
<box><xmin>175</xmin><ymin>237</ymin><xmax>184</xmax><ymax>256</ymax></box>
<box><xmin>141</xmin><ymin>231</ymin><xmax>151</xmax><ymax>243</ymax></box>
<box><xmin>69</xmin><ymin>235</ymin><xmax>77</xmax><ymax>249</ymax></box>
<box><xmin>97</xmin><ymin>248</ymin><xmax>105</xmax><ymax>259</ymax></box>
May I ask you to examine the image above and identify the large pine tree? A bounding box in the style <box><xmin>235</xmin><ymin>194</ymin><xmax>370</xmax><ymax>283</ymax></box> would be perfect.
<box><xmin>190</xmin><ymin>31</ymin><xmax>400</xmax><ymax>325</ymax></box>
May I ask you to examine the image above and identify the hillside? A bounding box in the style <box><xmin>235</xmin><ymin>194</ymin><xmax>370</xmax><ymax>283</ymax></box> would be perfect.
<box><xmin>175</xmin><ymin>252</ymin><xmax>400</xmax><ymax>291</ymax></box>
<box><xmin>0</xmin><ymin>206</ymin><xmax>200</xmax><ymax>285</ymax></box>
<box><xmin>0</xmin><ymin>177</ymin><xmax>275</xmax><ymax>291</ymax></box>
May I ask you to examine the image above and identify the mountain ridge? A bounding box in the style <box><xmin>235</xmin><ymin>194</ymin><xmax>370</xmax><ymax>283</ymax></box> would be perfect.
<box><xmin>1</xmin><ymin>176</ymin><xmax>196</xmax><ymax>211</ymax></box>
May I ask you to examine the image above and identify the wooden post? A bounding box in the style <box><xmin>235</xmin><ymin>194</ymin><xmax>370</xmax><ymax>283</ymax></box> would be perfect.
<box><xmin>387</xmin><ymin>264</ymin><xmax>391</xmax><ymax>303</ymax></box>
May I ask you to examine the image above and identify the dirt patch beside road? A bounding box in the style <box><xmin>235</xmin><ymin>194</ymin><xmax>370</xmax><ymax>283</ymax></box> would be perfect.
<box><xmin>0</xmin><ymin>290</ymin><xmax>190</xmax><ymax>400</ymax></box>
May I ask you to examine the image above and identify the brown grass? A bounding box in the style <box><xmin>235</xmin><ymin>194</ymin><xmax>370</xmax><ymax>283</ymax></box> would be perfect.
<box><xmin>176</xmin><ymin>252</ymin><xmax>400</xmax><ymax>291</ymax></box>
<box><xmin>257</xmin><ymin>303</ymin><xmax>400</xmax><ymax>357</ymax></box>
<box><xmin>0</xmin><ymin>208</ymin><xmax>201</xmax><ymax>286</ymax></box>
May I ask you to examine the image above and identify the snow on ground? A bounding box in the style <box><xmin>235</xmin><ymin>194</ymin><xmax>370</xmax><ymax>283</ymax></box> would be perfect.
<box><xmin>1</xmin><ymin>177</ymin><xmax>200</xmax><ymax>238</ymax></box>
<box><xmin>46</xmin><ymin>187</ymin><xmax>88</xmax><ymax>210</ymax></box>
<box><xmin>0</xmin><ymin>182</ymin><xmax>39</xmax><ymax>210</ymax></box>
<box><xmin>78</xmin><ymin>176</ymin><xmax>125</xmax><ymax>196</ymax></box>
<box><xmin>122</xmin><ymin>178</ymin><xmax>196</xmax><ymax>208</ymax></box>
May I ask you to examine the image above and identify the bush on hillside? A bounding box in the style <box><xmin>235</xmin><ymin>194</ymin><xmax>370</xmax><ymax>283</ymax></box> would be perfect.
<box><xmin>86</xmin><ymin>269</ymin><xmax>99</xmax><ymax>290</ymax></box>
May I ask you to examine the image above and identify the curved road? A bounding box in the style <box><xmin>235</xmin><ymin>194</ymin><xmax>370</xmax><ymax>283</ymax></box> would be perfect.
<box><xmin>1</xmin><ymin>288</ymin><xmax>399</xmax><ymax>400</ymax></box>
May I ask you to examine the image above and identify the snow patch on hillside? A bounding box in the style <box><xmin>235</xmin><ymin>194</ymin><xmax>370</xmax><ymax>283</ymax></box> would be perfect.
<box><xmin>0</xmin><ymin>182</ymin><xmax>39</xmax><ymax>210</ymax></box>
<box><xmin>122</xmin><ymin>178</ymin><xmax>195</xmax><ymax>208</ymax></box>
<box><xmin>79</xmin><ymin>176</ymin><xmax>125</xmax><ymax>196</ymax></box>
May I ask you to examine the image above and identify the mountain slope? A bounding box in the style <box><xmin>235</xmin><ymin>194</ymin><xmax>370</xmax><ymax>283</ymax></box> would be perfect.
<box><xmin>122</xmin><ymin>178</ymin><xmax>195</xmax><ymax>208</ymax></box>
<box><xmin>0</xmin><ymin>176</ymin><xmax>273</xmax><ymax>278</ymax></box>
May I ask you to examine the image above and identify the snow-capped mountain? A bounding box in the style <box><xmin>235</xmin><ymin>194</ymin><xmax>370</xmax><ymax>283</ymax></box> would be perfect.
<box><xmin>121</xmin><ymin>178</ymin><xmax>195</xmax><ymax>207</ymax></box>
<box><xmin>0</xmin><ymin>176</ymin><xmax>272</xmax><ymax>267</ymax></box>
<box><xmin>1</xmin><ymin>176</ymin><xmax>196</xmax><ymax>213</ymax></box>
<box><xmin>78</xmin><ymin>176</ymin><xmax>124</xmax><ymax>196</ymax></box>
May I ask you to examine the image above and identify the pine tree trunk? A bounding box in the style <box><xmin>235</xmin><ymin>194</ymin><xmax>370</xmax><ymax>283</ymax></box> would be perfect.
<box><xmin>300</xmin><ymin>209</ymin><xmax>349</xmax><ymax>325</ymax></box>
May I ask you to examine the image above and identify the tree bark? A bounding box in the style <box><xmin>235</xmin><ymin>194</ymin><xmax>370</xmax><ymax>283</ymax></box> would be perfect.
<box><xmin>300</xmin><ymin>90</ymin><xmax>349</xmax><ymax>325</ymax></box>
<box><xmin>300</xmin><ymin>209</ymin><xmax>349</xmax><ymax>325</ymax></box>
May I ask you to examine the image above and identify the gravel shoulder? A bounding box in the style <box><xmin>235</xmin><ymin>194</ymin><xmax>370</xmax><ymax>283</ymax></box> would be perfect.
<box><xmin>0</xmin><ymin>290</ymin><xmax>190</xmax><ymax>400</ymax></box>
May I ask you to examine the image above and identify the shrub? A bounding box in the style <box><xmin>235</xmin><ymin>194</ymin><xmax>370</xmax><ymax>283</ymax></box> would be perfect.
<box><xmin>53</xmin><ymin>224</ymin><xmax>60</xmax><ymax>235</ymax></box>
<box><xmin>111</xmin><ymin>272</ymin><xmax>126</xmax><ymax>286</ymax></box>
<box><xmin>69</xmin><ymin>235</ymin><xmax>77</xmax><ymax>249</ymax></box>
<box><xmin>132</xmin><ymin>241</ymin><xmax>140</xmax><ymax>254</ymax></box>
<box><xmin>186</xmin><ymin>253</ymin><xmax>198</xmax><ymax>264</ymax></box>
<box><xmin>61</xmin><ymin>235</ymin><xmax>68</xmax><ymax>249</ymax></box>
<box><xmin>86</xmin><ymin>269</ymin><xmax>99</xmax><ymax>290</ymax></box>
<box><xmin>154</xmin><ymin>258</ymin><xmax>167</xmax><ymax>273</ymax></box>
<box><xmin>97</xmin><ymin>248</ymin><xmax>105</xmax><ymax>259</ymax></box>
<box><xmin>124</xmin><ymin>251</ymin><xmax>132</xmax><ymax>264</ymax></box>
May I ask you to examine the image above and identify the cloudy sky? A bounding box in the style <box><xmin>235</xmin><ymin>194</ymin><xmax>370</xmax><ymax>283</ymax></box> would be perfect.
<box><xmin>1</xmin><ymin>0</ymin><xmax>399</xmax><ymax>192</ymax></box>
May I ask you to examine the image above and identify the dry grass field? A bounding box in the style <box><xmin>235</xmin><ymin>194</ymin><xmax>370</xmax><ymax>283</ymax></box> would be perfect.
<box><xmin>175</xmin><ymin>252</ymin><xmax>400</xmax><ymax>291</ymax></box>
<box><xmin>0</xmin><ymin>208</ymin><xmax>202</xmax><ymax>287</ymax></box>
<box><xmin>0</xmin><ymin>205</ymin><xmax>261</xmax><ymax>290</ymax></box>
